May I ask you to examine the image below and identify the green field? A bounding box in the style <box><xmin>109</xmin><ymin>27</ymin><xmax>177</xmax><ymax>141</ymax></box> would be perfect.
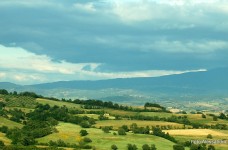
<box><xmin>187</xmin><ymin>114</ymin><xmax>228</xmax><ymax>125</ymax></box>
<box><xmin>0</xmin><ymin>116</ymin><xmax>23</xmax><ymax>128</ymax></box>
<box><xmin>38</xmin><ymin>122</ymin><xmax>177</xmax><ymax>150</ymax></box>
<box><xmin>36</xmin><ymin>98</ymin><xmax>81</xmax><ymax>109</ymax></box>
<box><xmin>139</xmin><ymin>112</ymin><xmax>174</xmax><ymax>118</ymax></box>
<box><xmin>4</xmin><ymin>107</ymin><xmax>34</xmax><ymax>113</ymax></box>
<box><xmin>0</xmin><ymin>95</ymin><xmax>227</xmax><ymax>150</ymax></box>
<box><xmin>0</xmin><ymin>94</ymin><xmax>36</xmax><ymax>108</ymax></box>
<box><xmin>95</xmin><ymin>120</ymin><xmax>185</xmax><ymax>129</ymax></box>
<box><xmin>76</xmin><ymin>114</ymin><xmax>100</xmax><ymax>119</ymax></box>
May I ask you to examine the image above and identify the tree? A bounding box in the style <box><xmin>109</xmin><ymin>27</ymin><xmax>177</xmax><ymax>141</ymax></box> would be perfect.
<box><xmin>121</xmin><ymin>125</ymin><xmax>129</xmax><ymax>132</ymax></box>
<box><xmin>118</xmin><ymin>127</ymin><xmax>126</xmax><ymax>135</ymax></box>
<box><xmin>219</xmin><ymin>113</ymin><xmax>226</xmax><ymax>119</ymax></box>
<box><xmin>151</xmin><ymin>144</ymin><xmax>157</xmax><ymax>150</ymax></box>
<box><xmin>127</xmin><ymin>144</ymin><xmax>138</xmax><ymax>150</ymax></box>
<box><xmin>207</xmin><ymin>134</ymin><xmax>213</xmax><ymax>139</ymax></box>
<box><xmin>202</xmin><ymin>114</ymin><xmax>206</xmax><ymax>118</ymax></box>
<box><xmin>213</xmin><ymin>116</ymin><xmax>218</xmax><ymax>121</ymax></box>
<box><xmin>190</xmin><ymin>144</ymin><xmax>207</xmax><ymax>150</ymax></box>
<box><xmin>142</xmin><ymin>144</ymin><xmax>150</xmax><ymax>150</ymax></box>
<box><xmin>80</xmin><ymin>130</ymin><xmax>88</xmax><ymax>136</ymax></box>
<box><xmin>0</xmin><ymin>89</ymin><xmax>9</xmax><ymax>95</ymax></box>
<box><xmin>102</xmin><ymin>126</ymin><xmax>111</xmax><ymax>133</ymax></box>
<box><xmin>83</xmin><ymin>137</ymin><xmax>92</xmax><ymax>143</ymax></box>
<box><xmin>173</xmin><ymin>144</ymin><xmax>185</xmax><ymax>150</ymax></box>
<box><xmin>0</xmin><ymin>140</ymin><xmax>5</xmax><ymax>147</ymax></box>
<box><xmin>111</xmin><ymin>144</ymin><xmax>118</xmax><ymax>150</ymax></box>
<box><xmin>80</xmin><ymin>121</ymin><xmax>91</xmax><ymax>128</ymax></box>
<box><xmin>207</xmin><ymin>145</ymin><xmax>215</xmax><ymax>150</ymax></box>
<box><xmin>21</xmin><ymin>136</ymin><xmax>36</xmax><ymax>146</ymax></box>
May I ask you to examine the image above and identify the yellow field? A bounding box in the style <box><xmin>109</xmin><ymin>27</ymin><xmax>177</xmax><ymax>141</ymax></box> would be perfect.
<box><xmin>165</xmin><ymin>129</ymin><xmax>228</xmax><ymax>150</ymax></box>
<box><xmin>37</xmin><ymin>122</ymin><xmax>82</xmax><ymax>144</ymax></box>
<box><xmin>104</xmin><ymin>108</ymin><xmax>137</xmax><ymax>116</ymax></box>
<box><xmin>163</xmin><ymin>129</ymin><xmax>228</xmax><ymax>136</ymax></box>
<box><xmin>95</xmin><ymin>120</ymin><xmax>185</xmax><ymax>129</ymax></box>
<box><xmin>0</xmin><ymin>133</ymin><xmax>11</xmax><ymax>145</ymax></box>
<box><xmin>76</xmin><ymin>114</ymin><xmax>100</xmax><ymax>119</ymax></box>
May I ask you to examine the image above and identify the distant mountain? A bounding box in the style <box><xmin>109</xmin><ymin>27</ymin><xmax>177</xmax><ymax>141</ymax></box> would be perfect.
<box><xmin>1</xmin><ymin>67</ymin><xmax>228</xmax><ymax>99</ymax></box>
<box><xmin>0</xmin><ymin>82</ymin><xmax>21</xmax><ymax>90</ymax></box>
<box><xmin>27</xmin><ymin>67</ymin><xmax>228</xmax><ymax>92</ymax></box>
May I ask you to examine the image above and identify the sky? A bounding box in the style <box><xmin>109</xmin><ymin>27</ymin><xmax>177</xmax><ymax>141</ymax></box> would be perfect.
<box><xmin>0</xmin><ymin>0</ymin><xmax>228</xmax><ymax>85</ymax></box>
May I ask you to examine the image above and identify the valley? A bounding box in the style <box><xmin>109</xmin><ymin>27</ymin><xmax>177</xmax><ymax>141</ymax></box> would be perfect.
<box><xmin>0</xmin><ymin>90</ymin><xmax>227</xmax><ymax>150</ymax></box>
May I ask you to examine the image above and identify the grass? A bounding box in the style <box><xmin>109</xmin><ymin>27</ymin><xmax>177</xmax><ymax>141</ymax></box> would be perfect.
<box><xmin>95</xmin><ymin>120</ymin><xmax>185</xmax><ymax>129</ymax></box>
<box><xmin>0</xmin><ymin>116</ymin><xmax>23</xmax><ymax>128</ymax></box>
<box><xmin>76</xmin><ymin>114</ymin><xmax>100</xmax><ymax>119</ymax></box>
<box><xmin>36</xmin><ymin>98</ymin><xmax>81</xmax><ymax>109</ymax></box>
<box><xmin>104</xmin><ymin>108</ymin><xmax>137</xmax><ymax>116</ymax></box>
<box><xmin>139</xmin><ymin>112</ymin><xmax>174</xmax><ymax>118</ymax></box>
<box><xmin>0</xmin><ymin>133</ymin><xmax>11</xmax><ymax>145</ymax></box>
<box><xmin>0</xmin><ymin>94</ymin><xmax>36</xmax><ymax>108</ymax></box>
<box><xmin>163</xmin><ymin>129</ymin><xmax>228</xmax><ymax>136</ymax></box>
<box><xmin>164</xmin><ymin>129</ymin><xmax>228</xmax><ymax>150</ymax></box>
<box><xmin>37</xmin><ymin>122</ymin><xmax>177</xmax><ymax>150</ymax></box>
<box><xmin>187</xmin><ymin>114</ymin><xmax>228</xmax><ymax>125</ymax></box>
<box><xmin>4</xmin><ymin>107</ymin><xmax>34</xmax><ymax>113</ymax></box>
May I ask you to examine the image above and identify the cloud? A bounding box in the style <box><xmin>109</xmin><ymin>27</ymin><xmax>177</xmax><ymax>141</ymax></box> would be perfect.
<box><xmin>0</xmin><ymin>44</ymin><xmax>100</xmax><ymax>75</ymax></box>
<box><xmin>80</xmin><ymin>69</ymin><xmax>207</xmax><ymax>79</ymax></box>
<box><xmin>0</xmin><ymin>72</ymin><xmax>6</xmax><ymax>78</ymax></box>
<box><xmin>141</xmin><ymin>40</ymin><xmax>228</xmax><ymax>53</ymax></box>
<box><xmin>0</xmin><ymin>44</ymin><xmax>207</xmax><ymax>84</ymax></box>
<box><xmin>73</xmin><ymin>3</ymin><xmax>96</xmax><ymax>12</ymax></box>
<box><xmin>0</xmin><ymin>0</ymin><xmax>227</xmax><ymax>84</ymax></box>
<box><xmin>112</xmin><ymin>0</ymin><xmax>228</xmax><ymax>30</ymax></box>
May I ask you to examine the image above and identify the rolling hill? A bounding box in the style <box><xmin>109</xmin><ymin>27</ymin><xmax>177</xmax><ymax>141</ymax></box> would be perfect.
<box><xmin>1</xmin><ymin>67</ymin><xmax>228</xmax><ymax>102</ymax></box>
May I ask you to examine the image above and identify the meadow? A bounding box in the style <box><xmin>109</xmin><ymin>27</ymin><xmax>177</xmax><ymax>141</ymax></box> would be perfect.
<box><xmin>95</xmin><ymin>120</ymin><xmax>185</xmax><ymax>129</ymax></box>
<box><xmin>38</xmin><ymin>122</ymin><xmax>177</xmax><ymax>150</ymax></box>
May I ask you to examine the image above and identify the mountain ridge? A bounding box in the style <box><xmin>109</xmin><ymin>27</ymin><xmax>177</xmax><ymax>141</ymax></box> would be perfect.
<box><xmin>1</xmin><ymin>67</ymin><xmax>228</xmax><ymax>98</ymax></box>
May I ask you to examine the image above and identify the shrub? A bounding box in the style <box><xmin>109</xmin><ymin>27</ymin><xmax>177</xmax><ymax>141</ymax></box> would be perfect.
<box><xmin>111</xmin><ymin>144</ymin><xmax>118</xmax><ymax>150</ymax></box>
<box><xmin>80</xmin><ymin>130</ymin><xmax>88</xmax><ymax>136</ymax></box>
<box><xmin>118</xmin><ymin>127</ymin><xmax>126</xmax><ymax>135</ymax></box>
<box><xmin>80</xmin><ymin>121</ymin><xmax>91</xmax><ymax>128</ymax></box>
<box><xmin>127</xmin><ymin>144</ymin><xmax>138</xmax><ymax>150</ymax></box>
<box><xmin>207</xmin><ymin>134</ymin><xmax>213</xmax><ymax>139</ymax></box>
<box><xmin>208</xmin><ymin>145</ymin><xmax>215</xmax><ymax>150</ymax></box>
<box><xmin>151</xmin><ymin>144</ymin><xmax>157</xmax><ymax>150</ymax></box>
<box><xmin>213</xmin><ymin>116</ymin><xmax>218</xmax><ymax>121</ymax></box>
<box><xmin>0</xmin><ymin>140</ymin><xmax>5</xmax><ymax>147</ymax></box>
<box><xmin>173</xmin><ymin>144</ymin><xmax>185</xmax><ymax>150</ymax></box>
<box><xmin>142</xmin><ymin>144</ymin><xmax>150</xmax><ymax>150</ymax></box>
<box><xmin>83</xmin><ymin>137</ymin><xmax>92</xmax><ymax>143</ymax></box>
<box><xmin>202</xmin><ymin>114</ymin><xmax>206</xmax><ymax>118</ymax></box>
<box><xmin>102</xmin><ymin>126</ymin><xmax>111</xmax><ymax>133</ymax></box>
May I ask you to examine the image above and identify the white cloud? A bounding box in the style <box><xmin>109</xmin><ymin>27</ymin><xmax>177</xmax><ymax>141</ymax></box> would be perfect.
<box><xmin>0</xmin><ymin>72</ymin><xmax>6</xmax><ymax>78</ymax></box>
<box><xmin>0</xmin><ymin>44</ymin><xmax>207</xmax><ymax>84</ymax></box>
<box><xmin>73</xmin><ymin>3</ymin><xmax>96</xmax><ymax>12</ymax></box>
<box><xmin>111</xmin><ymin>0</ymin><xmax>228</xmax><ymax>30</ymax></box>
<box><xmin>0</xmin><ymin>0</ymin><xmax>55</xmax><ymax>7</ymax></box>
<box><xmin>142</xmin><ymin>40</ymin><xmax>228</xmax><ymax>53</ymax></box>
<box><xmin>0</xmin><ymin>44</ymin><xmax>100</xmax><ymax>74</ymax></box>
<box><xmin>81</xmin><ymin>69</ymin><xmax>207</xmax><ymax>80</ymax></box>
